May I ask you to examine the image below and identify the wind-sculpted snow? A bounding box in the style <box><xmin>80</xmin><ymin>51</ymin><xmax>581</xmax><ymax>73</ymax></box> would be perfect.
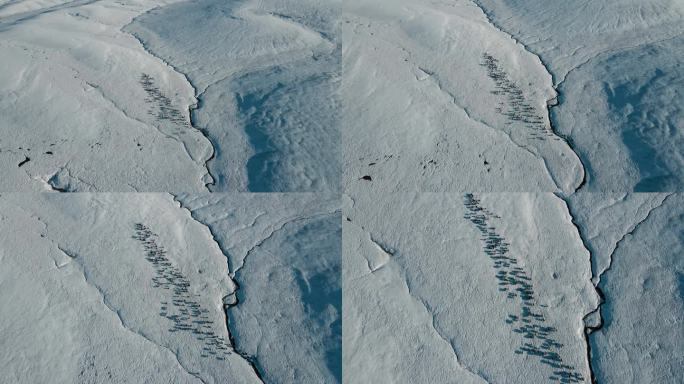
<box><xmin>554</xmin><ymin>38</ymin><xmax>684</xmax><ymax>191</ymax></box>
<box><xmin>227</xmin><ymin>213</ymin><xmax>342</xmax><ymax>383</ymax></box>
<box><xmin>126</xmin><ymin>0</ymin><xmax>340</xmax><ymax>192</ymax></box>
<box><xmin>232</xmin><ymin>59</ymin><xmax>340</xmax><ymax>191</ymax></box>
<box><xmin>343</xmin><ymin>193</ymin><xmax>598</xmax><ymax>383</ymax></box>
<box><xmin>343</xmin><ymin>0</ymin><xmax>583</xmax><ymax>193</ymax></box>
<box><xmin>588</xmin><ymin>194</ymin><xmax>683</xmax><ymax>383</ymax></box>
<box><xmin>565</xmin><ymin>193</ymin><xmax>669</xmax><ymax>284</ymax></box>
<box><xmin>176</xmin><ymin>193</ymin><xmax>342</xmax><ymax>383</ymax></box>
<box><xmin>475</xmin><ymin>0</ymin><xmax>684</xmax><ymax>191</ymax></box>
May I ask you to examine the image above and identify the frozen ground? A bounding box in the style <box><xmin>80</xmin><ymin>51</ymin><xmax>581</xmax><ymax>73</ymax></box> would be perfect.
<box><xmin>0</xmin><ymin>193</ymin><xmax>341</xmax><ymax>383</ymax></box>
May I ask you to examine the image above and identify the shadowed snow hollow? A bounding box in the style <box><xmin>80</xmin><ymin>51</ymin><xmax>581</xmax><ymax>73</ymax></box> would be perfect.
<box><xmin>177</xmin><ymin>193</ymin><xmax>342</xmax><ymax>383</ymax></box>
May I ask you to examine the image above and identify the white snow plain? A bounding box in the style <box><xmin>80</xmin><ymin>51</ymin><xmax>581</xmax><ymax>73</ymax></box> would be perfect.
<box><xmin>0</xmin><ymin>193</ymin><xmax>341</xmax><ymax>383</ymax></box>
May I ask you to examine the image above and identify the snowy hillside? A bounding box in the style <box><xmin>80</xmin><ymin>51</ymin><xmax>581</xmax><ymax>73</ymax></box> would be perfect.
<box><xmin>0</xmin><ymin>0</ymin><xmax>681</xmax><ymax>383</ymax></box>
<box><xmin>0</xmin><ymin>193</ymin><xmax>341</xmax><ymax>383</ymax></box>
<box><xmin>343</xmin><ymin>0</ymin><xmax>583</xmax><ymax>193</ymax></box>
<box><xmin>0</xmin><ymin>1</ymin><xmax>214</xmax><ymax>192</ymax></box>
<box><xmin>343</xmin><ymin>192</ymin><xmax>683</xmax><ymax>383</ymax></box>
<box><xmin>0</xmin><ymin>0</ymin><xmax>339</xmax><ymax>192</ymax></box>
<box><xmin>476</xmin><ymin>0</ymin><xmax>684</xmax><ymax>191</ymax></box>
<box><xmin>1</xmin><ymin>0</ymin><xmax>680</xmax><ymax>192</ymax></box>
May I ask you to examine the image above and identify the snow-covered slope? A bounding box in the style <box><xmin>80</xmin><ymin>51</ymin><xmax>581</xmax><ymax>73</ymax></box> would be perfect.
<box><xmin>343</xmin><ymin>0</ymin><xmax>583</xmax><ymax>193</ymax></box>
<box><xmin>344</xmin><ymin>193</ymin><xmax>599</xmax><ymax>383</ymax></box>
<box><xmin>0</xmin><ymin>193</ymin><xmax>258</xmax><ymax>382</ymax></box>
<box><xmin>344</xmin><ymin>192</ymin><xmax>683</xmax><ymax>383</ymax></box>
<box><xmin>177</xmin><ymin>193</ymin><xmax>342</xmax><ymax>383</ymax></box>
<box><xmin>0</xmin><ymin>0</ymin><xmax>215</xmax><ymax>191</ymax></box>
<box><xmin>0</xmin><ymin>193</ymin><xmax>342</xmax><ymax>383</ymax></box>
<box><xmin>475</xmin><ymin>0</ymin><xmax>684</xmax><ymax>191</ymax></box>
<box><xmin>127</xmin><ymin>0</ymin><xmax>341</xmax><ymax>192</ymax></box>
<box><xmin>0</xmin><ymin>0</ymin><xmax>340</xmax><ymax>192</ymax></box>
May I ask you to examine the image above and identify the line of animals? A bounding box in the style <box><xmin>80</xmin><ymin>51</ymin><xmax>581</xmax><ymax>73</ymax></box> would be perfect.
<box><xmin>464</xmin><ymin>194</ymin><xmax>583</xmax><ymax>383</ymax></box>
<box><xmin>140</xmin><ymin>73</ymin><xmax>189</xmax><ymax>135</ymax></box>
<box><xmin>481</xmin><ymin>53</ymin><xmax>559</xmax><ymax>141</ymax></box>
<box><xmin>133</xmin><ymin>223</ymin><xmax>232</xmax><ymax>360</ymax></box>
